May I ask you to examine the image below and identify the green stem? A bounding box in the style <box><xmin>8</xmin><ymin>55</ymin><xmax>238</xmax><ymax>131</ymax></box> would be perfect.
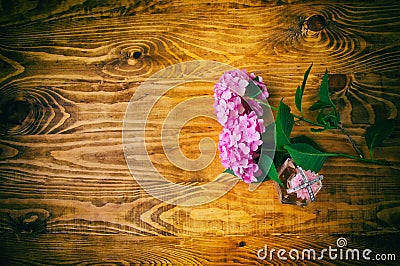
<box><xmin>253</xmin><ymin>100</ymin><xmax>278</xmax><ymax>111</ymax></box>
<box><xmin>338</xmin><ymin>123</ymin><xmax>364</xmax><ymax>158</ymax></box>
<box><xmin>328</xmin><ymin>153</ymin><xmax>391</xmax><ymax>166</ymax></box>
<box><xmin>293</xmin><ymin>113</ymin><xmax>321</xmax><ymax>127</ymax></box>
<box><xmin>252</xmin><ymin>99</ymin><xmax>324</xmax><ymax>127</ymax></box>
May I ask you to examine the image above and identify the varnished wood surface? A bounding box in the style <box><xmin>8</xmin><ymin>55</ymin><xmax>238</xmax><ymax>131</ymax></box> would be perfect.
<box><xmin>0</xmin><ymin>0</ymin><xmax>399</xmax><ymax>265</ymax></box>
<box><xmin>1</xmin><ymin>233</ymin><xmax>399</xmax><ymax>265</ymax></box>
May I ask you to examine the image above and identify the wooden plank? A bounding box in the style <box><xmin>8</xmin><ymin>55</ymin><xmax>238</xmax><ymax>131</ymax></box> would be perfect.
<box><xmin>0</xmin><ymin>233</ymin><xmax>399</xmax><ymax>265</ymax></box>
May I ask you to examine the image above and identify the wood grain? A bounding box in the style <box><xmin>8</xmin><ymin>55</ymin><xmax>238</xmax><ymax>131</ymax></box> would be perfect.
<box><xmin>0</xmin><ymin>233</ymin><xmax>399</xmax><ymax>265</ymax></box>
<box><xmin>0</xmin><ymin>0</ymin><xmax>399</xmax><ymax>264</ymax></box>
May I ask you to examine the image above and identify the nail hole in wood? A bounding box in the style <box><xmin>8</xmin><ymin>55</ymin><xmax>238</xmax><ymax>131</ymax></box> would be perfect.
<box><xmin>307</xmin><ymin>15</ymin><xmax>326</xmax><ymax>31</ymax></box>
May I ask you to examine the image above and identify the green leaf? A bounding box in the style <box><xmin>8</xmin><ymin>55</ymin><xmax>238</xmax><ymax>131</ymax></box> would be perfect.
<box><xmin>295</xmin><ymin>86</ymin><xmax>302</xmax><ymax>114</ymax></box>
<box><xmin>246</xmin><ymin>79</ymin><xmax>262</xmax><ymax>98</ymax></box>
<box><xmin>254</xmin><ymin>153</ymin><xmax>282</xmax><ymax>185</ymax></box>
<box><xmin>284</xmin><ymin>143</ymin><xmax>328</xmax><ymax>172</ymax></box>
<box><xmin>291</xmin><ymin>135</ymin><xmax>323</xmax><ymax>150</ymax></box>
<box><xmin>309</xmin><ymin>101</ymin><xmax>332</xmax><ymax>111</ymax></box>
<box><xmin>260</xmin><ymin>123</ymin><xmax>276</xmax><ymax>153</ymax></box>
<box><xmin>273</xmin><ymin>151</ymin><xmax>290</xmax><ymax>167</ymax></box>
<box><xmin>301</xmin><ymin>63</ymin><xmax>313</xmax><ymax>92</ymax></box>
<box><xmin>268</xmin><ymin>162</ymin><xmax>282</xmax><ymax>186</ymax></box>
<box><xmin>310</xmin><ymin>127</ymin><xmax>327</xmax><ymax>133</ymax></box>
<box><xmin>278</xmin><ymin>101</ymin><xmax>294</xmax><ymax>137</ymax></box>
<box><xmin>223</xmin><ymin>168</ymin><xmax>237</xmax><ymax>176</ymax></box>
<box><xmin>365</xmin><ymin>119</ymin><xmax>395</xmax><ymax>152</ymax></box>
<box><xmin>295</xmin><ymin>63</ymin><xmax>313</xmax><ymax>114</ymax></box>
<box><xmin>324</xmin><ymin>113</ymin><xmax>340</xmax><ymax>128</ymax></box>
<box><xmin>316</xmin><ymin>110</ymin><xmax>327</xmax><ymax>125</ymax></box>
<box><xmin>319</xmin><ymin>69</ymin><xmax>334</xmax><ymax>107</ymax></box>
<box><xmin>275</xmin><ymin>101</ymin><xmax>294</xmax><ymax>150</ymax></box>
<box><xmin>315</xmin><ymin>110</ymin><xmax>340</xmax><ymax>130</ymax></box>
<box><xmin>309</xmin><ymin>69</ymin><xmax>335</xmax><ymax>111</ymax></box>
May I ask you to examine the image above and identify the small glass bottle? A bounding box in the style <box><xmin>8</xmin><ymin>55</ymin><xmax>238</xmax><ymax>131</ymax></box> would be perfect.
<box><xmin>274</xmin><ymin>158</ymin><xmax>323</xmax><ymax>206</ymax></box>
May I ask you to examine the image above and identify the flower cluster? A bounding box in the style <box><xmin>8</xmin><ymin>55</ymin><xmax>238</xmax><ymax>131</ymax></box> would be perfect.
<box><xmin>213</xmin><ymin>69</ymin><xmax>268</xmax><ymax>183</ymax></box>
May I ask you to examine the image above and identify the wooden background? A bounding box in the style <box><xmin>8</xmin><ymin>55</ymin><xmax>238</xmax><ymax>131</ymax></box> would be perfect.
<box><xmin>0</xmin><ymin>0</ymin><xmax>399</xmax><ymax>265</ymax></box>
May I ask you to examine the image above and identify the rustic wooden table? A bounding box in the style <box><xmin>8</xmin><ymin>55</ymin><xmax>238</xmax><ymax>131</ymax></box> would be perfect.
<box><xmin>0</xmin><ymin>0</ymin><xmax>399</xmax><ymax>265</ymax></box>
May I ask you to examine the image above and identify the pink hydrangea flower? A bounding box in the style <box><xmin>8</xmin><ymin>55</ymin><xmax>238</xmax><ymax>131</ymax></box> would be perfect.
<box><xmin>218</xmin><ymin>69</ymin><xmax>250</xmax><ymax>96</ymax></box>
<box><xmin>290</xmin><ymin>170</ymin><xmax>321</xmax><ymax>200</ymax></box>
<box><xmin>214</xmin><ymin>69</ymin><xmax>269</xmax><ymax>183</ymax></box>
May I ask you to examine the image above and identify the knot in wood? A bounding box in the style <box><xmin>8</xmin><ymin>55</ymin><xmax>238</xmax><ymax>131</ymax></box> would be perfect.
<box><xmin>306</xmin><ymin>15</ymin><xmax>327</xmax><ymax>31</ymax></box>
<box><xmin>8</xmin><ymin>209</ymin><xmax>50</xmax><ymax>233</ymax></box>
<box><xmin>133</xmin><ymin>51</ymin><xmax>142</xmax><ymax>59</ymax></box>
<box><xmin>0</xmin><ymin>100</ymin><xmax>30</xmax><ymax>126</ymax></box>
<box><xmin>23</xmin><ymin>215</ymin><xmax>39</xmax><ymax>224</ymax></box>
<box><xmin>127</xmin><ymin>51</ymin><xmax>143</xmax><ymax>65</ymax></box>
<box><xmin>238</xmin><ymin>241</ymin><xmax>246</xmax><ymax>247</ymax></box>
<box><xmin>329</xmin><ymin>74</ymin><xmax>348</xmax><ymax>92</ymax></box>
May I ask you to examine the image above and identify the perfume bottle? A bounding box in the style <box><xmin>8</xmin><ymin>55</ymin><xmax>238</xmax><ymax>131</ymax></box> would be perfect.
<box><xmin>274</xmin><ymin>158</ymin><xmax>323</xmax><ymax>206</ymax></box>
